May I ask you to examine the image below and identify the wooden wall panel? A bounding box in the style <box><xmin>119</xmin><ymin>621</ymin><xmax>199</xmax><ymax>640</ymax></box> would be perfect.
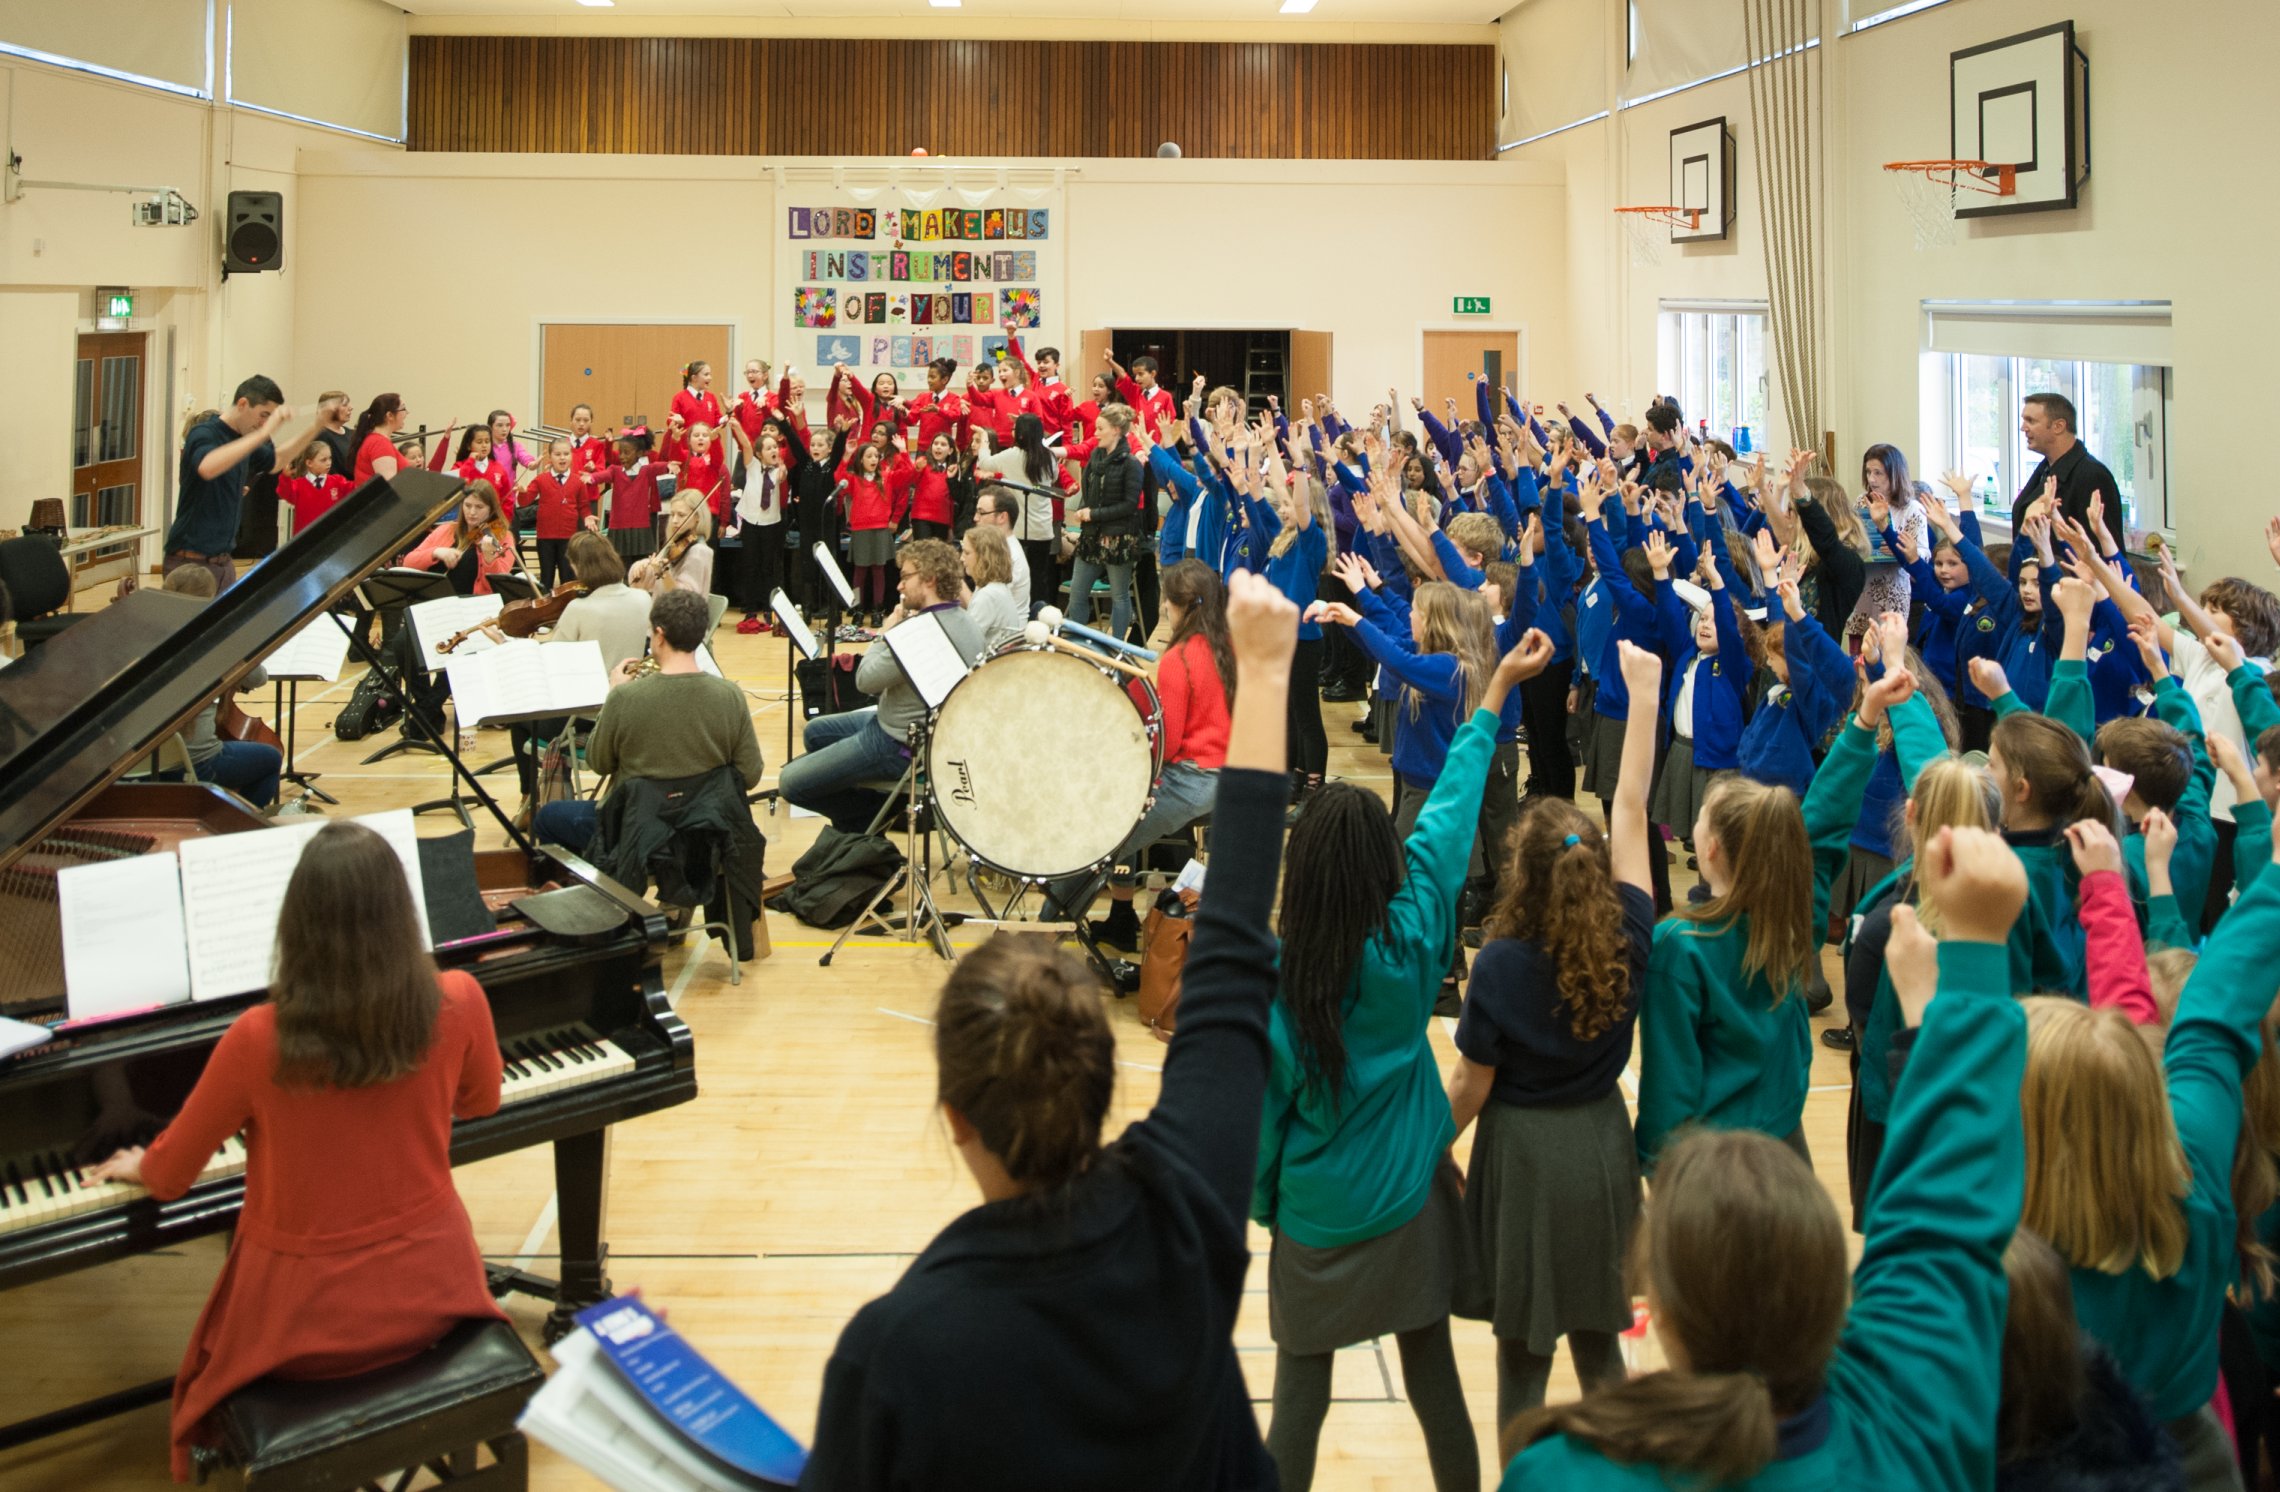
<box><xmin>409</xmin><ymin>38</ymin><xmax>1494</xmax><ymax>160</ymax></box>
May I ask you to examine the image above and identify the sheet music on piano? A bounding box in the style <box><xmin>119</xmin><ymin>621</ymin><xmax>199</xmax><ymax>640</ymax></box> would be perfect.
<box><xmin>173</xmin><ymin>809</ymin><xmax>433</xmax><ymax>1005</ymax></box>
<box><xmin>445</xmin><ymin>639</ymin><xmax>610</xmax><ymax>728</ymax></box>
<box><xmin>409</xmin><ymin>593</ymin><xmax>506</xmax><ymax>673</ymax></box>
<box><xmin>59</xmin><ymin>853</ymin><xmax>191</xmax><ymax>1017</ymax></box>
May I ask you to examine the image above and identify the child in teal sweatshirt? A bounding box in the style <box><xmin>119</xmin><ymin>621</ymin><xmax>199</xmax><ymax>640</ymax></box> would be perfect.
<box><xmin>1502</xmin><ymin>824</ymin><xmax>2030</xmax><ymax>1490</ymax></box>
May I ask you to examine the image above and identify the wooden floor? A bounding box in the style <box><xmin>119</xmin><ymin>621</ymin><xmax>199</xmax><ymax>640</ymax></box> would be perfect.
<box><xmin>0</xmin><ymin>617</ymin><xmax>1864</xmax><ymax>1491</ymax></box>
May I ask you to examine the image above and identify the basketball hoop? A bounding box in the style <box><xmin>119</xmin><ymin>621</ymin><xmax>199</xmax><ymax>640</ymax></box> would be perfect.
<box><xmin>1883</xmin><ymin>160</ymin><xmax>2019</xmax><ymax>250</ymax></box>
<box><xmin>1614</xmin><ymin>205</ymin><xmax>1702</xmax><ymax>267</ymax></box>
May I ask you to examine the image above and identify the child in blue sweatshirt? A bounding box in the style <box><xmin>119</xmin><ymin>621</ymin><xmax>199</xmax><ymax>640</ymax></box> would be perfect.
<box><xmin>1647</xmin><ymin>536</ymin><xmax>1753</xmax><ymax>847</ymax></box>
<box><xmin>1738</xmin><ymin>546</ymin><xmax>1854</xmax><ymax>798</ymax></box>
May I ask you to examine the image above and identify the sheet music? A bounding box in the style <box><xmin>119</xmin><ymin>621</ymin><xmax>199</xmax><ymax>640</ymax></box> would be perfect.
<box><xmin>811</xmin><ymin>543</ymin><xmax>858</xmax><ymax>609</ymax></box>
<box><xmin>409</xmin><ymin>593</ymin><xmax>505</xmax><ymax>672</ymax></box>
<box><xmin>882</xmin><ymin>611</ymin><xmax>973</xmax><ymax>710</ymax></box>
<box><xmin>178</xmin><ymin>811</ymin><xmax>434</xmax><ymax>1003</ymax></box>
<box><xmin>770</xmin><ymin>590</ymin><xmax>820</xmax><ymax>659</ymax></box>
<box><xmin>445</xmin><ymin>639</ymin><xmax>611</xmax><ymax>727</ymax></box>
<box><xmin>262</xmin><ymin>618</ymin><xmax>354</xmax><ymax>681</ymax></box>
<box><xmin>0</xmin><ymin>1016</ymin><xmax>49</xmax><ymax>1061</ymax></box>
<box><xmin>60</xmin><ymin>853</ymin><xmax>192</xmax><ymax>1018</ymax></box>
<box><xmin>695</xmin><ymin>645</ymin><xmax>723</xmax><ymax>678</ymax></box>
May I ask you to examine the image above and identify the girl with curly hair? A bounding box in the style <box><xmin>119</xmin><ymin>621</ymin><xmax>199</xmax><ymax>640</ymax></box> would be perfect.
<box><xmin>1447</xmin><ymin>639</ymin><xmax>1660</xmax><ymax>1437</ymax></box>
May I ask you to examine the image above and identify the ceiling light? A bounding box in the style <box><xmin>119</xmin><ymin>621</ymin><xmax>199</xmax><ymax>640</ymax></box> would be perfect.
<box><xmin>575</xmin><ymin>1</ymin><xmax>614</xmax><ymax>8</ymax></box>
<box><xmin>1279</xmin><ymin>0</ymin><xmax>1320</xmax><ymax>12</ymax></box>
<box><xmin>930</xmin><ymin>0</ymin><xmax>962</xmax><ymax>7</ymax></box>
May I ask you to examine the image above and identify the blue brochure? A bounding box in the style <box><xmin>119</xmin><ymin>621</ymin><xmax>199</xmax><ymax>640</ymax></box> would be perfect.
<box><xmin>576</xmin><ymin>1296</ymin><xmax>807</xmax><ymax>1487</ymax></box>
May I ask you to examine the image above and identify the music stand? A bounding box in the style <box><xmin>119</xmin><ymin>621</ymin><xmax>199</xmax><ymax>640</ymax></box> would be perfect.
<box><xmin>355</xmin><ymin>568</ymin><xmax>455</xmax><ymax>765</ymax></box>
<box><xmin>764</xmin><ymin>587</ymin><xmax>822</xmax><ymax>808</ymax></box>
<box><xmin>819</xmin><ymin>725</ymin><xmax>959</xmax><ymax>966</ymax></box>
<box><xmin>813</xmin><ymin>540</ymin><xmax>858</xmax><ymax>642</ymax></box>
<box><xmin>265</xmin><ymin>610</ymin><xmax>358</xmax><ymax>809</ymax></box>
<box><xmin>489</xmin><ymin>571</ymin><xmax>542</xmax><ymax>603</ymax></box>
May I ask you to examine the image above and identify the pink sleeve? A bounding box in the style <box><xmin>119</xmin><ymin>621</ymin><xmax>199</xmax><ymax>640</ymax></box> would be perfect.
<box><xmin>2079</xmin><ymin>868</ymin><xmax>2158</xmax><ymax>1026</ymax></box>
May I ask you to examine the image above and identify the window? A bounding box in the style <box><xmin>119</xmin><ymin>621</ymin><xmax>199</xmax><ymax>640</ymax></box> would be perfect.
<box><xmin>1656</xmin><ymin>305</ymin><xmax>1769</xmax><ymax>449</ymax></box>
<box><xmin>1934</xmin><ymin>352</ymin><xmax>2170</xmax><ymax>536</ymax></box>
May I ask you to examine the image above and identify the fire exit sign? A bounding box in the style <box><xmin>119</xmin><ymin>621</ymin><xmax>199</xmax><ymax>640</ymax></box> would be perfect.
<box><xmin>1453</xmin><ymin>295</ymin><xmax>1491</xmax><ymax>316</ymax></box>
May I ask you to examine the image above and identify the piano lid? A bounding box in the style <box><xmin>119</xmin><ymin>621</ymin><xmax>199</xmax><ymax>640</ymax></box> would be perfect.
<box><xmin>0</xmin><ymin>470</ymin><xmax>466</xmax><ymax>869</ymax></box>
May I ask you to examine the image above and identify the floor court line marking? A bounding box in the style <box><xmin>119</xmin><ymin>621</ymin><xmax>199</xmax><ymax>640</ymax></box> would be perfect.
<box><xmin>511</xmin><ymin>1194</ymin><xmax>559</xmax><ymax>1273</ymax></box>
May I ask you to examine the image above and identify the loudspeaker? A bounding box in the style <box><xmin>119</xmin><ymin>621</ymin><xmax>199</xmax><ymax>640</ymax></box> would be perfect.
<box><xmin>223</xmin><ymin>190</ymin><xmax>283</xmax><ymax>275</ymax></box>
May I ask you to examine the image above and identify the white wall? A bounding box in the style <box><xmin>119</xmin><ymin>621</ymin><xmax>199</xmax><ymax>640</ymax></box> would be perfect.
<box><xmin>288</xmin><ymin>152</ymin><xmax>1572</xmax><ymax>441</ymax></box>
<box><xmin>1508</xmin><ymin>0</ymin><xmax>2275</xmax><ymax>576</ymax></box>
<box><xmin>0</xmin><ymin>55</ymin><xmax>396</xmax><ymax>535</ymax></box>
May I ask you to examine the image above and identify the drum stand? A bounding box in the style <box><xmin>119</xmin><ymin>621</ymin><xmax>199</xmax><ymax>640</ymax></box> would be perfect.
<box><xmin>820</xmin><ymin>735</ymin><xmax>960</xmax><ymax>966</ymax></box>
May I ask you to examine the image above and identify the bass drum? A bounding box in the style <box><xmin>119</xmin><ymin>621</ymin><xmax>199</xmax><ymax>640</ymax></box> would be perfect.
<box><xmin>925</xmin><ymin>644</ymin><xmax>1161</xmax><ymax>880</ymax></box>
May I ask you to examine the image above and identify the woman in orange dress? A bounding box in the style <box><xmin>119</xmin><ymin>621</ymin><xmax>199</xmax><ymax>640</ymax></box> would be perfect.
<box><xmin>86</xmin><ymin>822</ymin><xmax>507</xmax><ymax>1481</ymax></box>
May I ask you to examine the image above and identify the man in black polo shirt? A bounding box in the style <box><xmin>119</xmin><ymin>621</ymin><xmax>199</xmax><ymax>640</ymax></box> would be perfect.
<box><xmin>166</xmin><ymin>374</ymin><xmax>318</xmax><ymax>589</ymax></box>
<box><xmin>2008</xmin><ymin>391</ymin><xmax>2120</xmax><ymax>538</ymax></box>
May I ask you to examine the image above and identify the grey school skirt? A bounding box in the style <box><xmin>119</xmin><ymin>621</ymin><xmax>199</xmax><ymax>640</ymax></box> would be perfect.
<box><xmin>1828</xmin><ymin>846</ymin><xmax>1897</xmax><ymax>936</ymax></box>
<box><xmin>1581</xmin><ymin>711</ymin><xmax>1628</xmax><ymax>798</ymax></box>
<box><xmin>1268</xmin><ymin>1158</ymin><xmax>1481</xmax><ymax>1356</ymax></box>
<box><xmin>1457</xmin><ymin>1088</ymin><xmax>1641</xmax><ymax>1353</ymax></box>
<box><xmin>608</xmin><ymin>524</ymin><xmax>656</xmax><ymax>561</ymax></box>
<box><xmin>1649</xmin><ymin>736</ymin><xmax>1719</xmax><ymax>840</ymax></box>
<box><xmin>847</xmin><ymin>527</ymin><xmax>896</xmax><ymax>568</ymax></box>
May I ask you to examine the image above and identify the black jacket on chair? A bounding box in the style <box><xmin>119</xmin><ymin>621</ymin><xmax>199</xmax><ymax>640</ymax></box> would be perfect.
<box><xmin>590</xmin><ymin>765</ymin><xmax>768</xmax><ymax>959</ymax></box>
<box><xmin>1080</xmin><ymin>446</ymin><xmax>1145</xmax><ymax>539</ymax></box>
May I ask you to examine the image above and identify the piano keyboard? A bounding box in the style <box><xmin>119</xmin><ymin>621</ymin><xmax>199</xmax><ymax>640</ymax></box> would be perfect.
<box><xmin>0</xmin><ymin>1136</ymin><xmax>247</xmax><ymax>1236</ymax></box>
<box><xmin>0</xmin><ymin>1026</ymin><xmax>635</xmax><ymax>1237</ymax></box>
<box><xmin>501</xmin><ymin>1026</ymin><xmax>637</xmax><ymax>1105</ymax></box>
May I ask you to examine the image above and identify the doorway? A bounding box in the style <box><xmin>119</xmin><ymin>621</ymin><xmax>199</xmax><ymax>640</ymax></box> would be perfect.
<box><xmin>1109</xmin><ymin>330</ymin><xmax>1289</xmax><ymax>416</ymax></box>
<box><xmin>69</xmin><ymin>331</ymin><xmax>147</xmax><ymax>588</ymax></box>
<box><xmin>1421</xmin><ymin>328</ymin><xmax>1523</xmax><ymax>419</ymax></box>
<box><xmin>1072</xmin><ymin>330</ymin><xmax>1333</xmax><ymax>420</ymax></box>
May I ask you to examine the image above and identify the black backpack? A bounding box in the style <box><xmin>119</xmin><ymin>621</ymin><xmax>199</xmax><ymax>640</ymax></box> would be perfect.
<box><xmin>768</xmin><ymin>827</ymin><xmax>902</xmax><ymax>929</ymax></box>
<box><xmin>333</xmin><ymin>667</ymin><xmax>404</xmax><ymax>740</ymax></box>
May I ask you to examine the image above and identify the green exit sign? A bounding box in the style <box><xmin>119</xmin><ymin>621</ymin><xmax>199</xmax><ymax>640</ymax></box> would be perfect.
<box><xmin>104</xmin><ymin>290</ymin><xmax>134</xmax><ymax>318</ymax></box>
<box><xmin>1453</xmin><ymin>295</ymin><xmax>1491</xmax><ymax>316</ymax></box>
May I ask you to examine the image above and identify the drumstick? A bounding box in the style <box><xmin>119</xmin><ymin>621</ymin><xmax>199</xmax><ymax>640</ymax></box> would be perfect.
<box><xmin>1038</xmin><ymin>632</ymin><xmax>1151</xmax><ymax>681</ymax></box>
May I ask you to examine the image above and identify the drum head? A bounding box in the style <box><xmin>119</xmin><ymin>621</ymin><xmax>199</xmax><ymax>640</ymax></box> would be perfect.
<box><xmin>926</xmin><ymin>648</ymin><xmax>1155</xmax><ymax>879</ymax></box>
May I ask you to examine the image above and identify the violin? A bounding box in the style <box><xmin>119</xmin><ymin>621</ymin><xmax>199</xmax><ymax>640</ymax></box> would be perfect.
<box><xmin>435</xmin><ymin>580</ymin><xmax>590</xmax><ymax>655</ymax></box>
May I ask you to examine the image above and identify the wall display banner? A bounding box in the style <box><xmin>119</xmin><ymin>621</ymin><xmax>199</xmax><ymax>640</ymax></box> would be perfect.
<box><xmin>779</xmin><ymin>180</ymin><xmax>1062</xmax><ymax>379</ymax></box>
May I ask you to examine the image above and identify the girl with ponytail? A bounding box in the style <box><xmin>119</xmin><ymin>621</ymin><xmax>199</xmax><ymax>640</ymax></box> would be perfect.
<box><xmin>1636</xmin><ymin>624</ymin><xmax>1944</xmax><ymax>1173</ymax></box>
<box><xmin>1256</xmin><ymin>628</ymin><xmax>1556</xmax><ymax>1492</ymax></box>
<box><xmin>1448</xmin><ymin>639</ymin><xmax>1663</xmax><ymax>1434</ymax></box>
<box><xmin>800</xmin><ymin>571</ymin><xmax>1301</xmax><ymax>1491</ymax></box>
<box><xmin>1986</xmin><ymin>708</ymin><xmax>2115</xmax><ymax>1000</ymax></box>
<box><xmin>1506</xmin><ymin>822</ymin><xmax>2033</xmax><ymax>1492</ymax></box>
<box><xmin>664</xmin><ymin>359</ymin><xmax>723</xmax><ymax>469</ymax></box>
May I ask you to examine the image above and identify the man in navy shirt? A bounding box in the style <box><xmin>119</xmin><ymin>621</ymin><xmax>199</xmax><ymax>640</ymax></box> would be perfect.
<box><xmin>2008</xmin><ymin>390</ymin><xmax>2120</xmax><ymax>537</ymax></box>
<box><xmin>165</xmin><ymin>374</ymin><xmax>318</xmax><ymax>589</ymax></box>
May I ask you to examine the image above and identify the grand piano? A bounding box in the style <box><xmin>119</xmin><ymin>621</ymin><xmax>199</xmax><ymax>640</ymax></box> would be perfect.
<box><xmin>0</xmin><ymin>471</ymin><xmax>695</xmax><ymax>1447</ymax></box>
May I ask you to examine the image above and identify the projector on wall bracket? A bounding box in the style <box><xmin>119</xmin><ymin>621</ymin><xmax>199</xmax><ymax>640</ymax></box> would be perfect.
<box><xmin>134</xmin><ymin>191</ymin><xmax>199</xmax><ymax>227</ymax></box>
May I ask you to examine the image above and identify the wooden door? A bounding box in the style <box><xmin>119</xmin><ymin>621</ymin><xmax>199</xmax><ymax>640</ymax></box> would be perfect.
<box><xmin>1288</xmin><ymin>331</ymin><xmax>1334</xmax><ymax>413</ymax></box>
<box><xmin>1421</xmin><ymin>329</ymin><xmax>1520</xmax><ymax>419</ymax></box>
<box><xmin>541</xmin><ymin>324</ymin><xmax>734</xmax><ymax>432</ymax></box>
<box><xmin>70</xmin><ymin>333</ymin><xmax>147</xmax><ymax>588</ymax></box>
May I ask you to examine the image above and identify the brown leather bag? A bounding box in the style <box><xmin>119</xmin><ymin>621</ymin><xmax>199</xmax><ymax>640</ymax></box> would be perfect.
<box><xmin>1136</xmin><ymin>889</ymin><xmax>1200</xmax><ymax>1042</ymax></box>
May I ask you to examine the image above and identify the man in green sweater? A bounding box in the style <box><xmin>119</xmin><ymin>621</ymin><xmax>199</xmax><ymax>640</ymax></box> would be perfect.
<box><xmin>534</xmin><ymin>588</ymin><xmax>764</xmax><ymax>852</ymax></box>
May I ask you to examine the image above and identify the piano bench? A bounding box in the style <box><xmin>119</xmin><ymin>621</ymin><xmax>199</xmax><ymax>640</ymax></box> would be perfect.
<box><xmin>192</xmin><ymin>1318</ymin><xmax>544</xmax><ymax>1491</ymax></box>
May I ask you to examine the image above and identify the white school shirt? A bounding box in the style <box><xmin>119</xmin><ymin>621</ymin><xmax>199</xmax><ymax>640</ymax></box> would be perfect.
<box><xmin>737</xmin><ymin>465</ymin><xmax>783</xmax><ymax>528</ymax></box>
<box><xmin>2173</xmin><ymin>632</ymin><xmax>2272</xmax><ymax>823</ymax></box>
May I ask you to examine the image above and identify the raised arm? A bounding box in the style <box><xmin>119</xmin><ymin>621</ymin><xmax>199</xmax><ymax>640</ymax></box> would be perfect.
<box><xmin>1844</xmin><ymin>827</ymin><xmax>2029</xmax><ymax>1490</ymax></box>
<box><xmin>1137</xmin><ymin>571</ymin><xmax>1295</xmax><ymax>1221</ymax></box>
<box><xmin>1609</xmin><ymin>642</ymin><xmax>1663</xmax><ymax>894</ymax></box>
